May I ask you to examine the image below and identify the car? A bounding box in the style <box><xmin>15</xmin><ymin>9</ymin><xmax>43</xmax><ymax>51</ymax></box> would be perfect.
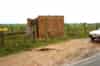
<box><xmin>89</xmin><ymin>28</ymin><xmax>100</xmax><ymax>41</ymax></box>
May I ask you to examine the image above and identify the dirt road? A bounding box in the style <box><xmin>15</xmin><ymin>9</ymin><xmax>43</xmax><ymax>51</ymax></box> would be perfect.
<box><xmin>0</xmin><ymin>38</ymin><xmax>100</xmax><ymax>66</ymax></box>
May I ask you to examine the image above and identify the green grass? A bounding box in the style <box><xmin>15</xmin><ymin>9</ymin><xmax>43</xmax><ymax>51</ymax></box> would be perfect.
<box><xmin>0</xmin><ymin>23</ymin><xmax>100</xmax><ymax>57</ymax></box>
<box><xmin>0</xmin><ymin>36</ymin><xmax>68</xmax><ymax>57</ymax></box>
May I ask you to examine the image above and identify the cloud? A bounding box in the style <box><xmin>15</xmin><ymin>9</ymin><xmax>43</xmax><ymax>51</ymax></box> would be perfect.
<box><xmin>0</xmin><ymin>0</ymin><xmax>100</xmax><ymax>24</ymax></box>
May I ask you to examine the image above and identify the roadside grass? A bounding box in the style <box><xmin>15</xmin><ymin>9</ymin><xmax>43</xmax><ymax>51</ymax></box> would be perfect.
<box><xmin>0</xmin><ymin>36</ymin><xmax>69</xmax><ymax>57</ymax></box>
<box><xmin>0</xmin><ymin>23</ymin><xmax>93</xmax><ymax>57</ymax></box>
<box><xmin>0</xmin><ymin>34</ymin><xmax>88</xmax><ymax>57</ymax></box>
<box><xmin>0</xmin><ymin>32</ymin><xmax>88</xmax><ymax>57</ymax></box>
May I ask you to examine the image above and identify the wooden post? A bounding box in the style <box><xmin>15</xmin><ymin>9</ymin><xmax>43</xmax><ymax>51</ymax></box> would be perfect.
<box><xmin>83</xmin><ymin>23</ymin><xmax>87</xmax><ymax>33</ymax></box>
<box><xmin>0</xmin><ymin>32</ymin><xmax>4</xmax><ymax>47</ymax></box>
<box><xmin>95</xmin><ymin>23</ymin><xmax>99</xmax><ymax>29</ymax></box>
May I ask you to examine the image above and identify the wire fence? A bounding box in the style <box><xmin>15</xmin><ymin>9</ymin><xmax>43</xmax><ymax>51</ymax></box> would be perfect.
<box><xmin>64</xmin><ymin>23</ymin><xmax>100</xmax><ymax>38</ymax></box>
<box><xmin>0</xmin><ymin>23</ymin><xmax>100</xmax><ymax>47</ymax></box>
<box><xmin>0</xmin><ymin>31</ymin><xmax>34</xmax><ymax>48</ymax></box>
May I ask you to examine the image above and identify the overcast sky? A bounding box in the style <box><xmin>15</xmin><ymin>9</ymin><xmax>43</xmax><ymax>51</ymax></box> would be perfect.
<box><xmin>0</xmin><ymin>0</ymin><xmax>100</xmax><ymax>24</ymax></box>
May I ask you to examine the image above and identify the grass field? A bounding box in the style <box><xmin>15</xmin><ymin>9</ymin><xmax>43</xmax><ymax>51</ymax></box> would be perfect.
<box><xmin>0</xmin><ymin>23</ymin><xmax>100</xmax><ymax>56</ymax></box>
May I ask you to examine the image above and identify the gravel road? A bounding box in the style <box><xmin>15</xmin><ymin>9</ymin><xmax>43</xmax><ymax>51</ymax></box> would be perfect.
<box><xmin>0</xmin><ymin>38</ymin><xmax>100</xmax><ymax>66</ymax></box>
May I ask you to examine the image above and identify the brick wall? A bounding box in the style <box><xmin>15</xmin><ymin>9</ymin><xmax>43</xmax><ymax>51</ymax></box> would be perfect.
<box><xmin>37</xmin><ymin>16</ymin><xmax>64</xmax><ymax>39</ymax></box>
<box><xmin>27</xmin><ymin>16</ymin><xmax>64</xmax><ymax>40</ymax></box>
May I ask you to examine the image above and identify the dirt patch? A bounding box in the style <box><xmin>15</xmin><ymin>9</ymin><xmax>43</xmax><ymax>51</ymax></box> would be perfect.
<box><xmin>0</xmin><ymin>38</ymin><xmax>100</xmax><ymax>66</ymax></box>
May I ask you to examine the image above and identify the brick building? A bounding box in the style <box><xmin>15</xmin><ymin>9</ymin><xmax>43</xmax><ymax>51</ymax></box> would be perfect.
<box><xmin>26</xmin><ymin>16</ymin><xmax>64</xmax><ymax>40</ymax></box>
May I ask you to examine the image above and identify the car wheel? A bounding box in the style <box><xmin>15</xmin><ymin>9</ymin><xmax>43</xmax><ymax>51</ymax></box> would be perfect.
<box><xmin>91</xmin><ymin>37</ymin><xmax>95</xmax><ymax>41</ymax></box>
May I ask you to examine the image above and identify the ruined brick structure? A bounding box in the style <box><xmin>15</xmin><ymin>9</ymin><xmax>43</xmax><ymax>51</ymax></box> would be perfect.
<box><xmin>27</xmin><ymin>16</ymin><xmax>64</xmax><ymax>40</ymax></box>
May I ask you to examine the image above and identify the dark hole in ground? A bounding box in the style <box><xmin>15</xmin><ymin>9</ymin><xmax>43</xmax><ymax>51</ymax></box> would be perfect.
<box><xmin>37</xmin><ymin>48</ymin><xmax>57</xmax><ymax>51</ymax></box>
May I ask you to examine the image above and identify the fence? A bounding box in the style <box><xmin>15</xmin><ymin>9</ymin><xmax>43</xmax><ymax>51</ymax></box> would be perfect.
<box><xmin>0</xmin><ymin>23</ymin><xmax>100</xmax><ymax>47</ymax></box>
<box><xmin>64</xmin><ymin>23</ymin><xmax>100</xmax><ymax>38</ymax></box>
<box><xmin>0</xmin><ymin>31</ymin><xmax>34</xmax><ymax>48</ymax></box>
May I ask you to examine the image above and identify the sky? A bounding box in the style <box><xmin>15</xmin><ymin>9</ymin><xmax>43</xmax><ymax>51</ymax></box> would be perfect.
<box><xmin>0</xmin><ymin>0</ymin><xmax>100</xmax><ymax>24</ymax></box>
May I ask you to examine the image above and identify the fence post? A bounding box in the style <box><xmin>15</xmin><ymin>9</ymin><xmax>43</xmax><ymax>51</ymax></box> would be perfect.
<box><xmin>95</xmin><ymin>23</ymin><xmax>99</xmax><ymax>29</ymax></box>
<box><xmin>0</xmin><ymin>32</ymin><xmax>4</xmax><ymax>47</ymax></box>
<box><xmin>83</xmin><ymin>23</ymin><xmax>87</xmax><ymax>33</ymax></box>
